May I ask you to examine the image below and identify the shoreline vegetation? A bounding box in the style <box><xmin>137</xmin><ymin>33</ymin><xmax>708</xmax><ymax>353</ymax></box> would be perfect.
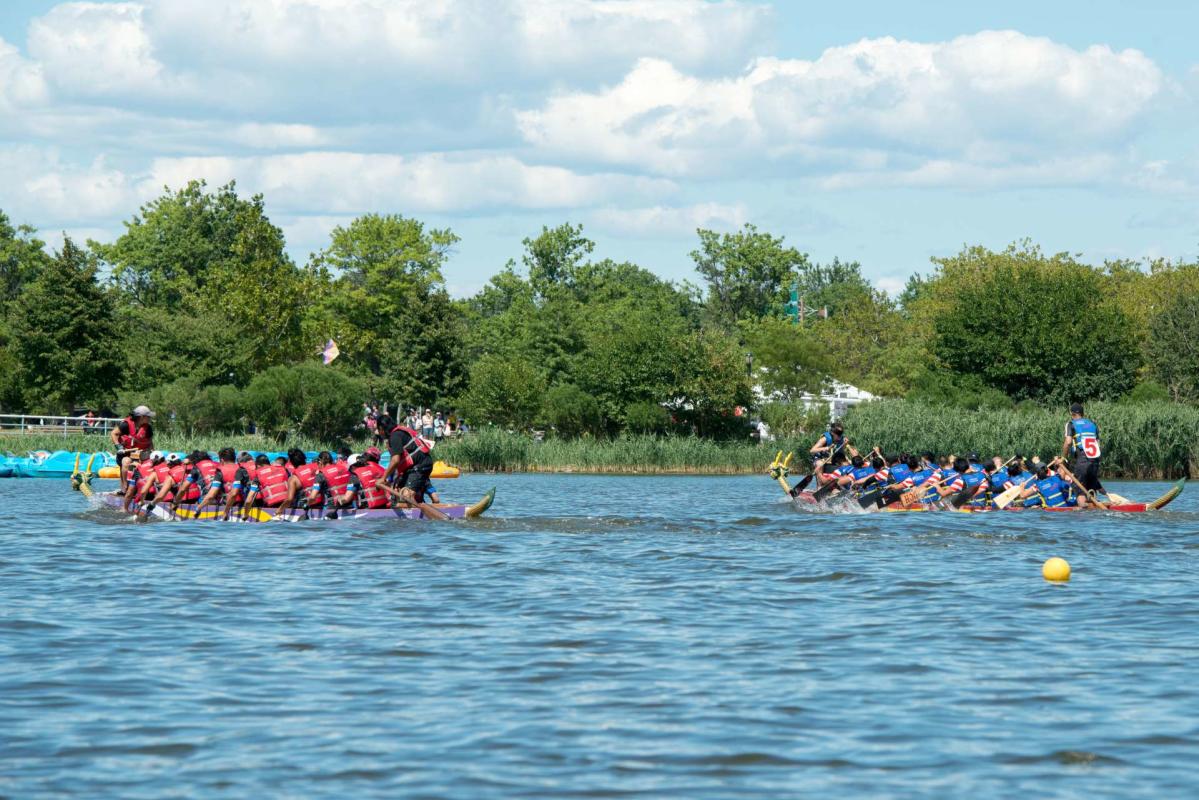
<box><xmin>6</xmin><ymin>400</ymin><xmax>1194</xmax><ymax>480</ymax></box>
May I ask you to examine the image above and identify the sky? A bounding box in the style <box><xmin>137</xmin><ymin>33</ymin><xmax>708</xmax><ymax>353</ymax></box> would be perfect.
<box><xmin>1</xmin><ymin>1</ymin><xmax>1197</xmax><ymax>298</ymax></box>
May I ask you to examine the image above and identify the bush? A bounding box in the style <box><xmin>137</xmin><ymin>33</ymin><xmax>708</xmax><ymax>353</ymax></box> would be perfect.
<box><xmin>624</xmin><ymin>401</ymin><xmax>669</xmax><ymax>435</ymax></box>
<box><xmin>758</xmin><ymin>402</ymin><xmax>828</xmax><ymax>438</ymax></box>
<box><xmin>543</xmin><ymin>383</ymin><xmax>602</xmax><ymax>438</ymax></box>
<box><xmin>242</xmin><ymin>363</ymin><xmax>363</xmax><ymax>442</ymax></box>
<box><xmin>1123</xmin><ymin>380</ymin><xmax>1171</xmax><ymax>404</ymax></box>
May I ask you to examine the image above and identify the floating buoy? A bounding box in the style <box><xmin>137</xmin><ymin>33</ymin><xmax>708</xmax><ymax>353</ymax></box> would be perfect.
<box><xmin>1042</xmin><ymin>557</ymin><xmax>1071</xmax><ymax>582</ymax></box>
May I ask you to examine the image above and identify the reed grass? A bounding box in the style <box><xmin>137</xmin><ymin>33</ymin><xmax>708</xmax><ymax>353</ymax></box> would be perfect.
<box><xmin>843</xmin><ymin>400</ymin><xmax>1197</xmax><ymax>479</ymax></box>
<box><xmin>0</xmin><ymin>431</ymin><xmax>332</xmax><ymax>456</ymax></box>
<box><xmin>6</xmin><ymin>402</ymin><xmax>1193</xmax><ymax>478</ymax></box>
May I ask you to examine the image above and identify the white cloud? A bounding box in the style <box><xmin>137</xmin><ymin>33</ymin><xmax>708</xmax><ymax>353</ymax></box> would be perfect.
<box><xmin>590</xmin><ymin>202</ymin><xmax>746</xmax><ymax>235</ymax></box>
<box><xmin>16</xmin><ymin>0</ymin><xmax>767</xmax><ymax>116</ymax></box>
<box><xmin>517</xmin><ymin>30</ymin><xmax>1165</xmax><ymax>185</ymax></box>
<box><xmin>0</xmin><ymin>146</ymin><xmax>139</xmax><ymax>224</ymax></box>
<box><xmin>28</xmin><ymin>2</ymin><xmax>172</xmax><ymax>96</ymax></box>
<box><xmin>0</xmin><ymin>36</ymin><xmax>48</xmax><ymax>112</ymax></box>
<box><xmin>141</xmin><ymin>152</ymin><xmax>675</xmax><ymax>214</ymax></box>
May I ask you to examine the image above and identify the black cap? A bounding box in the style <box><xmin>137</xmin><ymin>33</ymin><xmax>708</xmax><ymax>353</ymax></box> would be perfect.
<box><xmin>1070</xmin><ymin>403</ymin><xmax>1084</xmax><ymax>415</ymax></box>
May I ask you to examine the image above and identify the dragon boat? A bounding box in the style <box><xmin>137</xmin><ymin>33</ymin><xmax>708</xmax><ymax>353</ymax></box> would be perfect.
<box><xmin>70</xmin><ymin>455</ymin><xmax>495</xmax><ymax>522</ymax></box>
<box><xmin>91</xmin><ymin>488</ymin><xmax>495</xmax><ymax>522</ymax></box>
<box><xmin>767</xmin><ymin>452</ymin><xmax>1185</xmax><ymax>514</ymax></box>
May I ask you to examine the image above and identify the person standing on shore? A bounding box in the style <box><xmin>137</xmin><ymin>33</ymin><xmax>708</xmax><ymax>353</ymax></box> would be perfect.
<box><xmin>1062</xmin><ymin>402</ymin><xmax>1105</xmax><ymax>495</ymax></box>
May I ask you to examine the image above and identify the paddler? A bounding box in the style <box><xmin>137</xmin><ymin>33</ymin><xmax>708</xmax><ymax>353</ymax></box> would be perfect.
<box><xmin>123</xmin><ymin>449</ymin><xmax>161</xmax><ymax>512</ymax></box>
<box><xmin>809</xmin><ymin>420</ymin><xmax>858</xmax><ymax>461</ymax></box>
<box><xmin>378</xmin><ymin>414</ymin><xmax>450</xmax><ymax>520</ymax></box>
<box><xmin>921</xmin><ymin>456</ymin><xmax>966</xmax><ymax>505</ymax></box>
<box><xmin>110</xmin><ymin>405</ymin><xmax>155</xmax><ymax>493</ymax></box>
<box><xmin>1062</xmin><ymin>403</ymin><xmax>1105</xmax><ymax>497</ymax></box>
<box><xmin>142</xmin><ymin>453</ymin><xmax>188</xmax><ymax>514</ymax></box>
<box><xmin>193</xmin><ymin>448</ymin><xmax>239</xmax><ymax>511</ymax></box>
<box><xmin>1019</xmin><ymin>462</ymin><xmax>1086</xmax><ymax>508</ymax></box>
<box><xmin>218</xmin><ymin>452</ymin><xmax>258</xmax><ymax>520</ymax></box>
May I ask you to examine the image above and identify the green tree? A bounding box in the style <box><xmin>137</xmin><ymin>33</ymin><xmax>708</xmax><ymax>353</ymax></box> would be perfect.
<box><xmin>740</xmin><ymin>315</ymin><xmax>829</xmax><ymax>400</ymax></box>
<box><xmin>0</xmin><ymin>210</ymin><xmax>49</xmax><ymax>314</ymax></box>
<box><xmin>543</xmin><ymin>383</ymin><xmax>602</xmax><ymax>438</ymax></box>
<box><xmin>242</xmin><ymin>363</ymin><xmax>363</xmax><ymax>442</ymax></box>
<box><xmin>793</xmin><ymin>257</ymin><xmax>874</xmax><ymax>319</ymax></box>
<box><xmin>1146</xmin><ymin>292</ymin><xmax>1199</xmax><ymax>401</ymax></box>
<box><xmin>98</xmin><ymin>181</ymin><xmax>314</xmax><ymax>385</ymax></box>
<box><xmin>523</xmin><ymin>222</ymin><xmax>594</xmax><ymax>299</ymax></box>
<box><xmin>459</xmin><ymin>355</ymin><xmax>546</xmax><ymax>430</ymax></box>
<box><xmin>10</xmin><ymin>237</ymin><xmax>122</xmax><ymax>411</ymax></box>
<box><xmin>672</xmin><ymin>329</ymin><xmax>754</xmax><ymax>438</ymax></box>
<box><xmin>691</xmin><ymin>223</ymin><xmax>808</xmax><ymax>326</ymax></box>
<box><xmin>312</xmin><ymin>213</ymin><xmax>465</xmax><ymax>404</ymax></box>
<box><xmin>929</xmin><ymin>244</ymin><xmax>1139</xmax><ymax>402</ymax></box>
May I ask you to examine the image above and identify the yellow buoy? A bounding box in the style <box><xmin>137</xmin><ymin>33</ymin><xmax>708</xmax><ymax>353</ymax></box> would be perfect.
<box><xmin>1042</xmin><ymin>557</ymin><xmax>1071</xmax><ymax>582</ymax></box>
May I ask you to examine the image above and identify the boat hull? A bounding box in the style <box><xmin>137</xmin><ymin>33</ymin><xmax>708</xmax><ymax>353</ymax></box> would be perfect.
<box><xmin>96</xmin><ymin>488</ymin><xmax>495</xmax><ymax>522</ymax></box>
<box><xmin>788</xmin><ymin>479</ymin><xmax>1184</xmax><ymax>513</ymax></box>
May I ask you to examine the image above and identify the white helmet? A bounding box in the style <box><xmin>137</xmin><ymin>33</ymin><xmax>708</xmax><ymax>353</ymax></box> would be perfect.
<box><xmin>132</xmin><ymin>405</ymin><xmax>155</xmax><ymax>418</ymax></box>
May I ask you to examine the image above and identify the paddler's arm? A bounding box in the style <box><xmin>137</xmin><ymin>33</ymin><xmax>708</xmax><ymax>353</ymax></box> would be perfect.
<box><xmin>808</xmin><ymin>435</ymin><xmax>829</xmax><ymax>455</ymax></box>
<box><xmin>1060</xmin><ymin>421</ymin><xmax>1073</xmax><ymax>460</ymax></box>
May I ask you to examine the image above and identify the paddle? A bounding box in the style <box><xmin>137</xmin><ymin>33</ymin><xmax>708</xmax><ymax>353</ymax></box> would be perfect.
<box><xmin>1056</xmin><ymin>463</ymin><xmax>1110</xmax><ymax>510</ymax></box>
<box><xmin>947</xmin><ymin>456</ymin><xmax>1019</xmax><ymax>509</ymax></box>
<box><xmin>994</xmin><ymin>457</ymin><xmax>1061</xmax><ymax>509</ymax></box>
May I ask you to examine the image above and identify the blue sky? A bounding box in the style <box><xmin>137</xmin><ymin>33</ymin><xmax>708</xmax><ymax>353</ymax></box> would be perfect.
<box><xmin>1</xmin><ymin>1</ymin><xmax>1197</xmax><ymax>297</ymax></box>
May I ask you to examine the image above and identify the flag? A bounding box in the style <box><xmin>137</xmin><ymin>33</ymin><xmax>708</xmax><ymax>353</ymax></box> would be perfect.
<box><xmin>322</xmin><ymin>339</ymin><xmax>340</xmax><ymax>365</ymax></box>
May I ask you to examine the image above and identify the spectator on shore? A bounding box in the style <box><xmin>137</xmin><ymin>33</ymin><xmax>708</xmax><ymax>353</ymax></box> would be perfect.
<box><xmin>421</xmin><ymin>409</ymin><xmax>434</xmax><ymax>438</ymax></box>
<box><xmin>434</xmin><ymin>412</ymin><xmax>445</xmax><ymax>440</ymax></box>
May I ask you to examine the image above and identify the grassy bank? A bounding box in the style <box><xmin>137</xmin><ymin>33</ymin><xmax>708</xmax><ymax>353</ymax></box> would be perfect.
<box><xmin>0</xmin><ymin>431</ymin><xmax>332</xmax><ymax>456</ymax></box>
<box><xmin>844</xmin><ymin>400</ymin><xmax>1197</xmax><ymax>479</ymax></box>
<box><xmin>6</xmin><ymin>400</ymin><xmax>1194</xmax><ymax>478</ymax></box>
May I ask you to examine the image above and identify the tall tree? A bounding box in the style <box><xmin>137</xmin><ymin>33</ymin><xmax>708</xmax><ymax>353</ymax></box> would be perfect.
<box><xmin>1147</xmin><ymin>291</ymin><xmax>1199</xmax><ymax>402</ymax></box>
<box><xmin>691</xmin><ymin>223</ymin><xmax>808</xmax><ymax>326</ymax></box>
<box><xmin>312</xmin><ymin>213</ymin><xmax>465</xmax><ymax>404</ymax></box>
<box><xmin>928</xmin><ymin>243</ymin><xmax>1139</xmax><ymax>402</ymax></box>
<box><xmin>10</xmin><ymin>237</ymin><xmax>121</xmax><ymax>411</ymax></box>
<box><xmin>0</xmin><ymin>210</ymin><xmax>49</xmax><ymax>315</ymax></box>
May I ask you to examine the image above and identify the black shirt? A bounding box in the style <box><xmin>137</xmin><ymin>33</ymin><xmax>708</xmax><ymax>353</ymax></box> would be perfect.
<box><xmin>388</xmin><ymin>428</ymin><xmax>433</xmax><ymax>469</ymax></box>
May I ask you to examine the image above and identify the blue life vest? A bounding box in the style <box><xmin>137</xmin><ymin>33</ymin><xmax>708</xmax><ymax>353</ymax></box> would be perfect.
<box><xmin>989</xmin><ymin>472</ymin><xmax>1010</xmax><ymax>491</ymax></box>
<box><xmin>961</xmin><ymin>471</ymin><xmax>987</xmax><ymax>491</ymax></box>
<box><xmin>923</xmin><ymin>469</ymin><xmax>959</xmax><ymax>502</ymax></box>
<box><xmin>834</xmin><ymin>465</ymin><xmax>853</xmax><ymax>478</ymax></box>
<box><xmin>1024</xmin><ymin>476</ymin><xmax>1068</xmax><ymax>508</ymax></box>
<box><xmin>909</xmin><ymin>467</ymin><xmax>937</xmax><ymax>486</ymax></box>
<box><xmin>887</xmin><ymin>463</ymin><xmax>912</xmax><ymax>485</ymax></box>
<box><xmin>819</xmin><ymin>431</ymin><xmax>847</xmax><ymax>455</ymax></box>
<box><xmin>1070</xmin><ymin>418</ymin><xmax>1101</xmax><ymax>459</ymax></box>
<box><xmin>850</xmin><ymin>466</ymin><xmax>875</xmax><ymax>483</ymax></box>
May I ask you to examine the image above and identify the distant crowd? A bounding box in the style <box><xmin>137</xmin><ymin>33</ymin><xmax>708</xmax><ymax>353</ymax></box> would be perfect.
<box><xmin>362</xmin><ymin>404</ymin><xmax>468</xmax><ymax>447</ymax></box>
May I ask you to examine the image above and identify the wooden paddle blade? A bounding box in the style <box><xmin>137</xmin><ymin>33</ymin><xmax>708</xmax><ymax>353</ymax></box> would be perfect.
<box><xmin>993</xmin><ymin>483</ymin><xmax>1025</xmax><ymax>510</ymax></box>
<box><xmin>1106</xmin><ymin>492</ymin><xmax>1131</xmax><ymax>505</ymax></box>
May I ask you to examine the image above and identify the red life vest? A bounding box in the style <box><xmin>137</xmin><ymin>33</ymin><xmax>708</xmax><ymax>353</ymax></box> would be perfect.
<box><xmin>118</xmin><ymin>417</ymin><xmax>153</xmax><ymax>450</ymax></box>
<box><xmin>152</xmin><ymin>462</ymin><xmax>172</xmax><ymax>483</ymax></box>
<box><xmin>134</xmin><ymin>460</ymin><xmax>156</xmax><ymax>493</ymax></box>
<box><xmin>321</xmin><ymin>462</ymin><xmax>351</xmax><ymax>495</ymax></box>
<box><xmin>352</xmin><ymin>462</ymin><xmax>389</xmax><ymax>509</ymax></box>
<box><xmin>256</xmin><ymin>465</ymin><xmax>290</xmax><ymax>507</ymax></box>
<box><xmin>292</xmin><ymin>462</ymin><xmax>319</xmax><ymax>490</ymax></box>
<box><xmin>162</xmin><ymin>463</ymin><xmax>188</xmax><ymax>501</ymax></box>
<box><xmin>218</xmin><ymin>462</ymin><xmax>242</xmax><ymax>503</ymax></box>
<box><xmin>385</xmin><ymin>425</ymin><xmax>431</xmax><ymax>473</ymax></box>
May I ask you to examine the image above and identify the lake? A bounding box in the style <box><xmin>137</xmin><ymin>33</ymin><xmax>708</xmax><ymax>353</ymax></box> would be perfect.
<box><xmin>2</xmin><ymin>474</ymin><xmax>1197</xmax><ymax>798</ymax></box>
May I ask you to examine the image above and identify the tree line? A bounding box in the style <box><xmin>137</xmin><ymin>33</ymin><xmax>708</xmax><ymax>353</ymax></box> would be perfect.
<box><xmin>1</xmin><ymin>180</ymin><xmax>1196</xmax><ymax>441</ymax></box>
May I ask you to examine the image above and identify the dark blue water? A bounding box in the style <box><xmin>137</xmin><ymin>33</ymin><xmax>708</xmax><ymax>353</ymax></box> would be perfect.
<box><xmin>2</xmin><ymin>474</ymin><xmax>1198</xmax><ymax>798</ymax></box>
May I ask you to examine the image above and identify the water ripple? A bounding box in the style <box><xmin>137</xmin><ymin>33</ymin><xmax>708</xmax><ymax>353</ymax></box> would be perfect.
<box><xmin>1</xmin><ymin>475</ymin><xmax>1197</xmax><ymax>797</ymax></box>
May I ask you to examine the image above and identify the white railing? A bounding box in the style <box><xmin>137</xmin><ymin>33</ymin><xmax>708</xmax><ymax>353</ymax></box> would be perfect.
<box><xmin>0</xmin><ymin>414</ymin><xmax>122</xmax><ymax>435</ymax></box>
